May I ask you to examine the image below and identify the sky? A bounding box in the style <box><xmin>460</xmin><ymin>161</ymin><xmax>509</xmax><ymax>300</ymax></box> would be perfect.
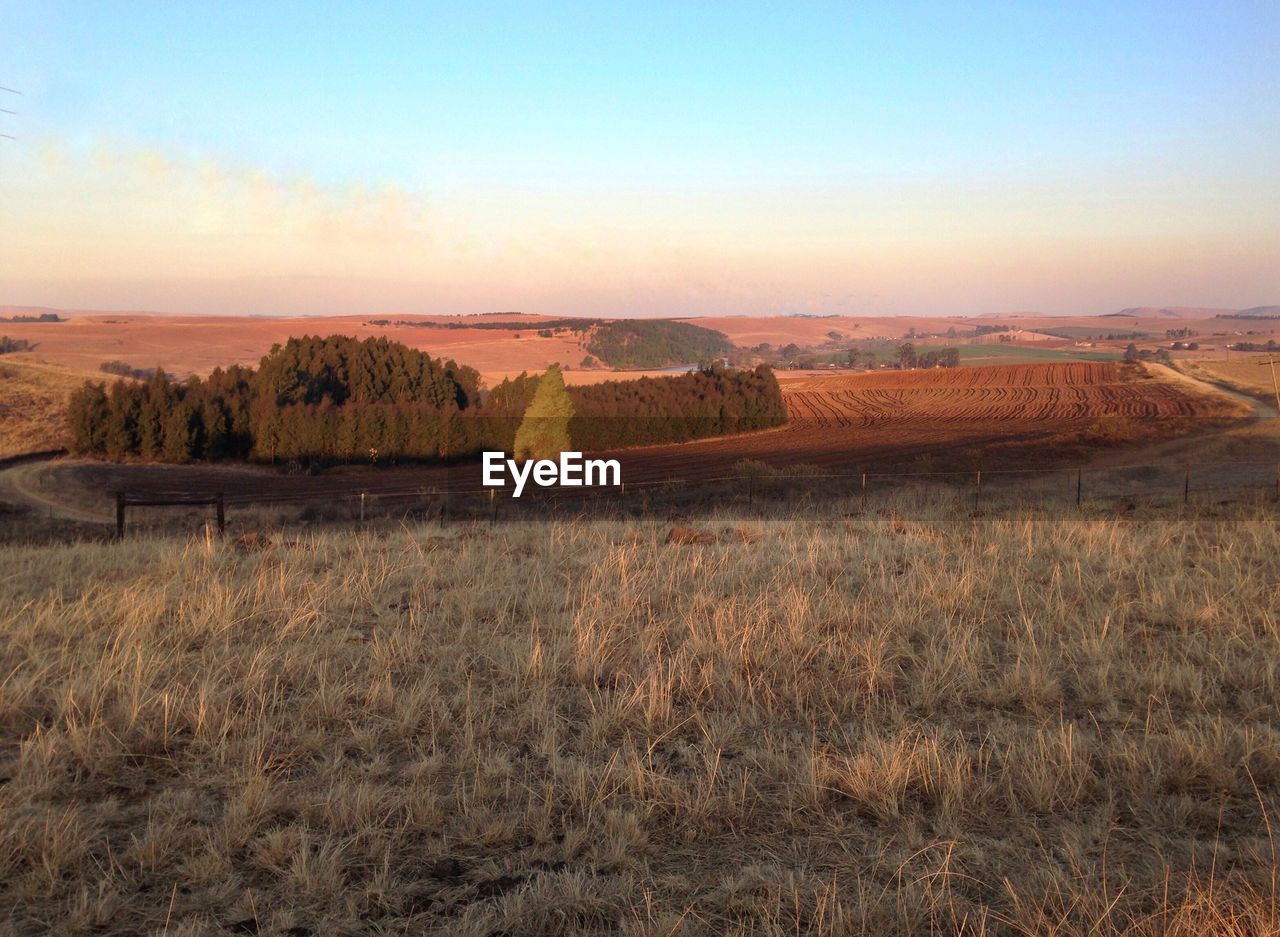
<box><xmin>2</xmin><ymin>1</ymin><xmax>1278</xmax><ymax>317</ymax></box>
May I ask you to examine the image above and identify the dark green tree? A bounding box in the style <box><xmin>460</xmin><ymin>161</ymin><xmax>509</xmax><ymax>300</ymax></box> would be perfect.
<box><xmin>514</xmin><ymin>365</ymin><xmax>575</xmax><ymax>460</ymax></box>
<box><xmin>162</xmin><ymin>399</ymin><xmax>200</xmax><ymax>463</ymax></box>
<box><xmin>67</xmin><ymin>382</ymin><xmax>110</xmax><ymax>454</ymax></box>
<box><xmin>104</xmin><ymin>381</ymin><xmax>141</xmax><ymax>459</ymax></box>
<box><xmin>137</xmin><ymin>369</ymin><xmax>172</xmax><ymax>459</ymax></box>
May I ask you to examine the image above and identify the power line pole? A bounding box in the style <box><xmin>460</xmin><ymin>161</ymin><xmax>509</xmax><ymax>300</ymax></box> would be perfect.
<box><xmin>0</xmin><ymin>85</ymin><xmax>17</xmax><ymax>140</ymax></box>
<box><xmin>1259</xmin><ymin>359</ymin><xmax>1280</xmax><ymax>414</ymax></box>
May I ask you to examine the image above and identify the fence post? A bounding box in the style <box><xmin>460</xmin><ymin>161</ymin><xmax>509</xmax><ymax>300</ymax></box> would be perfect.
<box><xmin>216</xmin><ymin>492</ymin><xmax>225</xmax><ymax>534</ymax></box>
<box><xmin>1076</xmin><ymin>469</ymin><xmax>1082</xmax><ymax>509</ymax></box>
<box><xmin>115</xmin><ymin>491</ymin><xmax>125</xmax><ymax>540</ymax></box>
<box><xmin>748</xmin><ymin>473</ymin><xmax>754</xmax><ymax>507</ymax></box>
<box><xmin>973</xmin><ymin>470</ymin><xmax>982</xmax><ymax>513</ymax></box>
<box><xmin>860</xmin><ymin>472</ymin><xmax>867</xmax><ymax>512</ymax></box>
<box><xmin>489</xmin><ymin>487</ymin><xmax>496</xmax><ymax>527</ymax></box>
<box><xmin>360</xmin><ymin>491</ymin><xmax>366</xmax><ymax>523</ymax></box>
<box><xmin>1183</xmin><ymin>465</ymin><xmax>1190</xmax><ymax>505</ymax></box>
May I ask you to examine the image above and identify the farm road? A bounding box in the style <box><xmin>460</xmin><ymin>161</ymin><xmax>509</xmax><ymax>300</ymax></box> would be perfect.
<box><xmin>1149</xmin><ymin>362</ymin><xmax>1277</xmax><ymax>419</ymax></box>
<box><xmin>0</xmin><ymin>458</ymin><xmax>111</xmax><ymax>524</ymax></box>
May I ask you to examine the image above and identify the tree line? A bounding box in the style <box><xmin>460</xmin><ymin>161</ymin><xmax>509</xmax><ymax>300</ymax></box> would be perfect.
<box><xmin>99</xmin><ymin>361</ymin><xmax>172</xmax><ymax>380</ymax></box>
<box><xmin>0</xmin><ymin>312</ymin><xmax>61</xmax><ymax>323</ymax></box>
<box><xmin>584</xmin><ymin>320</ymin><xmax>732</xmax><ymax>369</ymax></box>
<box><xmin>486</xmin><ymin>363</ymin><xmax>787</xmax><ymax>452</ymax></box>
<box><xmin>68</xmin><ymin>335</ymin><xmax>482</xmax><ymax>463</ymax></box>
<box><xmin>67</xmin><ymin>334</ymin><xmax>786</xmax><ymax>464</ymax></box>
<box><xmin>360</xmin><ymin>316</ymin><xmax>735</xmax><ymax>369</ymax></box>
<box><xmin>1225</xmin><ymin>340</ymin><xmax>1279</xmax><ymax>353</ymax></box>
<box><xmin>1123</xmin><ymin>343</ymin><xmax>1173</xmax><ymax>365</ymax></box>
<box><xmin>893</xmin><ymin>343</ymin><xmax>961</xmax><ymax>369</ymax></box>
<box><xmin>365</xmin><ymin>317</ymin><xmax>594</xmax><ymax>332</ymax></box>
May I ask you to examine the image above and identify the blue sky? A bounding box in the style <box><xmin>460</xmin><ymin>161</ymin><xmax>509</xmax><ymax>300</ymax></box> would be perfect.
<box><xmin>2</xmin><ymin>2</ymin><xmax>1278</xmax><ymax>316</ymax></box>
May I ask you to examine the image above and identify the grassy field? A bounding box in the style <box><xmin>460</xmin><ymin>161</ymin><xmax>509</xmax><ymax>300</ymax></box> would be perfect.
<box><xmin>0</xmin><ymin>356</ymin><xmax>104</xmax><ymax>459</ymax></box>
<box><xmin>1</xmin><ymin>501</ymin><xmax>1277</xmax><ymax>935</ymax></box>
<box><xmin>1179</xmin><ymin>356</ymin><xmax>1280</xmax><ymax>409</ymax></box>
<box><xmin>914</xmin><ymin>344</ymin><xmax>1119</xmax><ymax>365</ymax></box>
<box><xmin>1027</xmin><ymin>327</ymin><xmax>1152</xmax><ymax>341</ymax></box>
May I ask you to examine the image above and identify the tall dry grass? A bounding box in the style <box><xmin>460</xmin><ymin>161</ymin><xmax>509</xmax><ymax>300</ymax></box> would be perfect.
<box><xmin>1</xmin><ymin>505</ymin><xmax>1278</xmax><ymax>934</ymax></box>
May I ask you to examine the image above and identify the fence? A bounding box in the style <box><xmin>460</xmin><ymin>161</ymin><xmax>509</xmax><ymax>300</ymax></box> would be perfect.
<box><xmin>115</xmin><ymin>491</ymin><xmax>225</xmax><ymax>540</ymax></box>
<box><xmin>105</xmin><ymin>458</ymin><xmax>1280</xmax><ymax>537</ymax></box>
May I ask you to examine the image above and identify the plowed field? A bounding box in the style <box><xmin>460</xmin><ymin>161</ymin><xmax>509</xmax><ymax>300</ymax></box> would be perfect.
<box><xmin>590</xmin><ymin>363</ymin><xmax>1237</xmax><ymax>483</ymax></box>
<box><xmin>781</xmin><ymin>362</ymin><xmax>1222</xmax><ymax>427</ymax></box>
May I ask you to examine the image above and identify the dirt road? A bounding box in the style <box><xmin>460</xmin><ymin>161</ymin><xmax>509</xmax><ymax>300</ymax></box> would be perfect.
<box><xmin>1147</xmin><ymin>362</ymin><xmax>1277</xmax><ymax>419</ymax></box>
<box><xmin>0</xmin><ymin>458</ymin><xmax>112</xmax><ymax>524</ymax></box>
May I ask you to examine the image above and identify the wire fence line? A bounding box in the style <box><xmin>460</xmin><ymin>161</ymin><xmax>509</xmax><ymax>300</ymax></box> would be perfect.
<box><xmin>106</xmin><ymin>458</ymin><xmax>1280</xmax><ymax>533</ymax></box>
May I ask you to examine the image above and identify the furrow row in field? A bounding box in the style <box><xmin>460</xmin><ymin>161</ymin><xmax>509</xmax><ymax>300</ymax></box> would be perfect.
<box><xmin>778</xmin><ymin>363</ymin><xmax>1229</xmax><ymax>426</ymax></box>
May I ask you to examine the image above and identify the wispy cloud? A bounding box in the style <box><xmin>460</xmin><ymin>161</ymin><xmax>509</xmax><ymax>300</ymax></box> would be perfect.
<box><xmin>2</xmin><ymin>134</ymin><xmax>1276</xmax><ymax>316</ymax></box>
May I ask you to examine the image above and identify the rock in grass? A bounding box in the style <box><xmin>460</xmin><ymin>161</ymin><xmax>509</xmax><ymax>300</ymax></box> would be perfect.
<box><xmin>233</xmin><ymin>532</ymin><xmax>273</xmax><ymax>553</ymax></box>
<box><xmin>665</xmin><ymin>525</ymin><xmax>716</xmax><ymax>545</ymax></box>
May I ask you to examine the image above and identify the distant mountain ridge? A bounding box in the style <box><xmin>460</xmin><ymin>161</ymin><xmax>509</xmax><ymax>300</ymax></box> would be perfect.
<box><xmin>1106</xmin><ymin>306</ymin><xmax>1239</xmax><ymax>319</ymax></box>
<box><xmin>4</xmin><ymin>303</ymin><xmax>1276</xmax><ymax>322</ymax></box>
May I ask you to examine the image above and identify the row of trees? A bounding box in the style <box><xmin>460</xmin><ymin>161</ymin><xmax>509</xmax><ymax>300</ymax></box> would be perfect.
<box><xmin>484</xmin><ymin>363</ymin><xmax>787</xmax><ymax>452</ymax></box>
<box><xmin>100</xmin><ymin>360</ymin><xmax>170</xmax><ymax>380</ymax></box>
<box><xmin>366</xmin><ymin>317</ymin><xmax>594</xmax><ymax>333</ymax></box>
<box><xmin>1123</xmin><ymin>344</ymin><xmax>1174</xmax><ymax>365</ymax></box>
<box><xmin>1227</xmin><ymin>339</ymin><xmax>1280</xmax><ymax>353</ymax></box>
<box><xmin>362</xmin><ymin>317</ymin><xmax>735</xmax><ymax>368</ymax></box>
<box><xmin>584</xmin><ymin>320</ymin><xmax>733</xmax><ymax>368</ymax></box>
<box><xmin>894</xmin><ymin>343</ymin><xmax>961</xmax><ymax>369</ymax></box>
<box><xmin>69</xmin><ymin>366</ymin><xmax>255</xmax><ymax>462</ymax></box>
<box><xmin>68</xmin><ymin>336</ymin><xmax>482</xmax><ymax>463</ymax></box>
<box><xmin>67</xmin><ymin>335</ymin><xmax>787</xmax><ymax>464</ymax></box>
<box><xmin>0</xmin><ymin>312</ymin><xmax>60</xmax><ymax>323</ymax></box>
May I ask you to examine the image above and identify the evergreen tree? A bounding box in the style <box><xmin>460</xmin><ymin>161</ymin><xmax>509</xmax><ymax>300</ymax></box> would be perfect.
<box><xmin>513</xmin><ymin>365</ymin><xmax>575</xmax><ymax>460</ymax></box>
<box><xmin>137</xmin><ymin>370</ymin><xmax>172</xmax><ymax>458</ymax></box>
<box><xmin>201</xmin><ymin>398</ymin><xmax>230</xmax><ymax>460</ymax></box>
<box><xmin>162</xmin><ymin>400</ymin><xmax>199</xmax><ymax>463</ymax></box>
<box><xmin>105</xmin><ymin>381</ymin><xmax>141</xmax><ymax>458</ymax></box>
<box><xmin>67</xmin><ymin>382</ymin><xmax>110</xmax><ymax>454</ymax></box>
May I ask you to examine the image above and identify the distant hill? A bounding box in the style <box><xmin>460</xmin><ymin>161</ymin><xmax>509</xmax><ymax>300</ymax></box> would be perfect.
<box><xmin>0</xmin><ymin>311</ymin><xmax>66</xmax><ymax>322</ymax></box>
<box><xmin>585</xmin><ymin>320</ymin><xmax>732</xmax><ymax>368</ymax></box>
<box><xmin>1108</xmin><ymin>307</ymin><xmax>1238</xmax><ymax>319</ymax></box>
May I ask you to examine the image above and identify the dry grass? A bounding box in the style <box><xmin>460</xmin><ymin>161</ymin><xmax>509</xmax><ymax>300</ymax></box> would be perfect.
<box><xmin>0</xmin><ymin>357</ymin><xmax>104</xmax><ymax>459</ymax></box>
<box><xmin>1</xmin><ymin>503</ymin><xmax>1278</xmax><ymax>935</ymax></box>
<box><xmin>1181</xmin><ymin>356</ymin><xmax>1280</xmax><ymax>409</ymax></box>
